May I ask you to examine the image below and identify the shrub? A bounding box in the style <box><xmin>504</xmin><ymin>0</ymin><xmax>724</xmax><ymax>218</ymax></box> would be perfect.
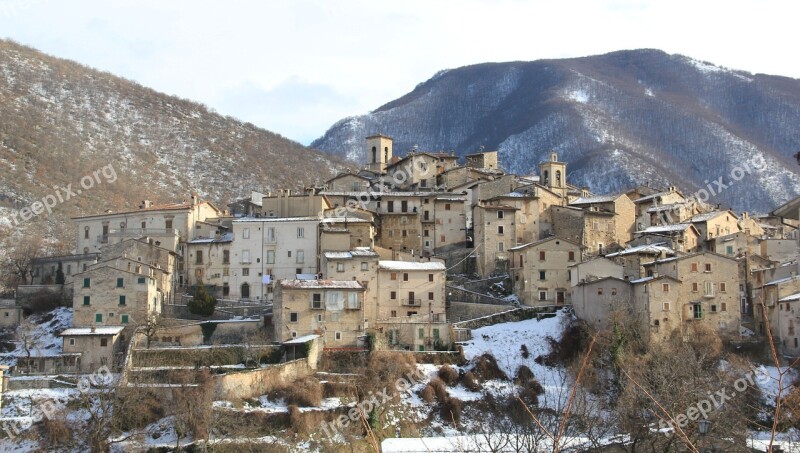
<box><xmin>461</xmin><ymin>371</ymin><xmax>481</xmax><ymax>392</ymax></box>
<box><xmin>440</xmin><ymin>397</ymin><xmax>462</xmax><ymax>425</ymax></box>
<box><xmin>427</xmin><ymin>377</ymin><xmax>449</xmax><ymax>403</ymax></box>
<box><xmin>271</xmin><ymin>377</ymin><xmax>322</xmax><ymax>407</ymax></box>
<box><xmin>189</xmin><ymin>284</ymin><xmax>217</xmax><ymax>317</ymax></box>
<box><xmin>438</xmin><ymin>365</ymin><xmax>459</xmax><ymax>386</ymax></box>
<box><xmin>520</xmin><ymin>344</ymin><xmax>530</xmax><ymax>359</ymax></box>
<box><xmin>471</xmin><ymin>353</ymin><xmax>507</xmax><ymax>382</ymax></box>
<box><xmin>420</xmin><ymin>384</ymin><xmax>436</xmax><ymax>403</ymax></box>
<box><xmin>515</xmin><ymin>365</ymin><xmax>534</xmax><ymax>385</ymax></box>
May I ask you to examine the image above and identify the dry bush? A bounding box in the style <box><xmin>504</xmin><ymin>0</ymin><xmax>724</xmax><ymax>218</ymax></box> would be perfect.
<box><xmin>39</xmin><ymin>410</ymin><xmax>72</xmax><ymax>447</ymax></box>
<box><xmin>438</xmin><ymin>365</ymin><xmax>459</xmax><ymax>386</ymax></box>
<box><xmin>439</xmin><ymin>397</ymin><xmax>462</xmax><ymax>426</ymax></box>
<box><xmin>515</xmin><ymin>365</ymin><xmax>534</xmax><ymax>385</ymax></box>
<box><xmin>271</xmin><ymin>376</ymin><xmax>323</xmax><ymax>407</ymax></box>
<box><xmin>427</xmin><ymin>377</ymin><xmax>449</xmax><ymax>403</ymax></box>
<box><xmin>520</xmin><ymin>344</ymin><xmax>530</xmax><ymax>359</ymax></box>
<box><xmin>471</xmin><ymin>353</ymin><xmax>507</xmax><ymax>382</ymax></box>
<box><xmin>536</xmin><ymin>319</ymin><xmax>590</xmax><ymax>366</ymax></box>
<box><xmin>420</xmin><ymin>384</ymin><xmax>436</xmax><ymax>403</ymax></box>
<box><xmin>288</xmin><ymin>404</ymin><xmax>326</xmax><ymax>434</ymax></box>
<box><xmin>461</xmin><ymin>371</ymin><xmax>481</xmax><ymax>392</ymax></box>
<box><xmin>357</xmin><ymin>351</ymin><xmax>418</xmax><ymax>400</ymax></box>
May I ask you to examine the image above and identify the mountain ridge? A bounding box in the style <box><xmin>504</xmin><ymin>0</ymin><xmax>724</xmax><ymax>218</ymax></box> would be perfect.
<box><xmin>312</xmin><ymin>49</ymin><xmax>800</xmax><ymax>212</ymax></box>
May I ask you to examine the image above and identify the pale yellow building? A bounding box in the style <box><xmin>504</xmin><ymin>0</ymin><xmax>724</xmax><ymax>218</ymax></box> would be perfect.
<box><xmin>376</xmin><ymin>261</ymin><xmax>446</xmax><ymax>321</ymax></box>
<box><xmin>60</xmin><ymin>326</ymin><xmax>125</xmax><ymax>372</ymax></box>
<box><xmin>509</xmin><ymin>236</ymin><xmax>582</xmax><ymax>306</ymax></box>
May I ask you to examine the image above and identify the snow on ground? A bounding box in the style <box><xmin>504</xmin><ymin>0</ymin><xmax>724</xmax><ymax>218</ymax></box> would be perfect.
<box><xmin>754</xmin><ymin>364</ymin><xmax>797</xmax><ymax>408</ymax></box>
<box><xmin>0</xmin><ymin>307</ymin><xmax>72</xmax><ymax>366</ymax></box>
<box><xmin>461</xmin><ymin>309</ymin><xmax>572</xmax><ymax>408</ymax></box>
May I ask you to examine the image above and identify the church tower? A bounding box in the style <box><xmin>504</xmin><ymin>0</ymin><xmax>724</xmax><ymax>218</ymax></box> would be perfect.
<box><xmin>366</xmin><ymin>134</ymin><xmax>393</xmax><ymax>174</ymax></box>
<box><xmin>539</xmin><ymin>151</ymin><xmax>567</xmax><ymax>198</ymax></box>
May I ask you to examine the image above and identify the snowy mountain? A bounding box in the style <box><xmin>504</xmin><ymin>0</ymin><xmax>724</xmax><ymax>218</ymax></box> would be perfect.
<box><xmin>312</xmin><ymin>49</ymin><xmax>800</xmax><ymax>212</ymax></box>
<box><xmin>0</xmin><ymin>39</ymin><xmax>350</xmax><ymax>247</ymax></box>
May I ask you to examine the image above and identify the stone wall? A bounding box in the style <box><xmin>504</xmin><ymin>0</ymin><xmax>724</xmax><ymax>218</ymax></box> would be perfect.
<box><xmin>213</xmin><ymin>358</ymin><xmax>314</xmax><ymax>400</ymax></box>
<box><xmin>447</xmin><ymin>301</ymin><xmax>516</xmax><ymax>323</ymax></box>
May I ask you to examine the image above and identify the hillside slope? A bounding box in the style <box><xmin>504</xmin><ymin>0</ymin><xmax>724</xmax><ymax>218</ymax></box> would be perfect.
<box><xmin>313</xmin><ymin>49</ymin><xmax>800</xmax><ymax>212</ymax></box>
<box><xmin>0</xmin><ymin>39</ymin><xmax>349</xmax><ymax>247</ymax></box>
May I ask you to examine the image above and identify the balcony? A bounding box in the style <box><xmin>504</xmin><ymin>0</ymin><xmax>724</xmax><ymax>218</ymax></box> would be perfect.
<box><xmin>402</xmin><ymin>298</ymin><xmax>422</xmax><ymax>307</ymax></box>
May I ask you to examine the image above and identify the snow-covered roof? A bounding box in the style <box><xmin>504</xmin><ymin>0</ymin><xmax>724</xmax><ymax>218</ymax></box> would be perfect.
<box><xmin>605</xmin><ymin>243</ymin><xmax>675</xmax><ymax>258</ymax></box>
<box><xmin>646</xmin><ymin>203</ymin><xmax>687</xmax><ymax>213</ymax></box>
<box><xmin>378</xmin><ymin>260</ymin><xmax>446</xmax><ymax>271</ymax></box>
<box><xmin>779</xmin><ymin>292</ymin><xmax>800</xmax><ymax>302</ymax></box>
<box><xmin>570</xmin><ymin>195</ymin><xmax>618</xmax><ymax>205</ymax></box>
<box><xmin>188</xmin><ymin>232</ymin><xmax>234</xmax><ymax>244</ymax></box>
<box><xmin>283</xmin><ymin>334</ymin><xmax>320</xmax><ymax>345</ymax></box>
<box><xmin>324</xmin><ymin>249</ymin><xmax>380</xmax><ymax>260</ymax></box>
<box><xmin>637</xmin><ymin>224</ymin><xmax>693</xmax><ymax>234</ymax></box>
<box><xmin>60</xmin><ymin>326</ymin><xmax>125</xmax><ymax>336</ymax></box>
<box><xmin>690</xmin><ymin>211</ymin><xmax>734</xmax><ymax>223</ymax></box>
<box><xmin>233</xmin><ymin>216</ymin><xmax>320</xmax><ymax>223</ymax></box>
<box><xmin>766</xmin><ymin>275</ymin><xmax>799</xmax><ymax>286</ymax></box>
<box><xmin>278</xmin><ymin>279</ymin><xmax>364</xmax><ymax>290</ymax></box>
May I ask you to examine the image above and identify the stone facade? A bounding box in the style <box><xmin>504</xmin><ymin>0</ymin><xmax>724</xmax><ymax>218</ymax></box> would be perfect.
<box><xmin>376</xmin><ymin>261</ymin><xmax>446</xmax><ymax>322</ymax></box>
<box><xmin>509</xmin><ymin>236</ymin><xmax>582</xmax><ymax>306</ymax></box>
<box><xmin>473</xmin><ymin>204</ymin><xmax>518</xmax><ymax>276</ymax></box>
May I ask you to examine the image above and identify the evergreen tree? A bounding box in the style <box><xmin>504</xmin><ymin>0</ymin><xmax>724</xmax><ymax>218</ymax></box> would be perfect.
<box><xmin>188</xmin><ymin>283</ymin><xmax>216</xmax><ymax>317</ymax></box>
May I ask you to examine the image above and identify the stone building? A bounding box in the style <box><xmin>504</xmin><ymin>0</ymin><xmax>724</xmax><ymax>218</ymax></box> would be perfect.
<box><xmin>509</xmin><ymin>236</ymin><xmax>582</xmax><ymax>306</ymax></box>
<box><xmin>60</xmin><ymin>326</ymin><xmax>125</xmax><ymax>372</ymax></box>
<box><xmin>273</xmin><ymin>280</ymin><xmax>366</xmax><ymax>347</ymax></box>
<box><xmin>375</xmin><ymin>261</ymin><xmax>446</xmax><ymax>321</ymax></box>
<box><xmin>690</xmin><ymin>210</ymin><xmax>740</xmax><ymax>242</ymax></box>
<box><xmin>473</xmin><ymin>204</ymin><xmax>518</xmax><ymax>276</ymax></box>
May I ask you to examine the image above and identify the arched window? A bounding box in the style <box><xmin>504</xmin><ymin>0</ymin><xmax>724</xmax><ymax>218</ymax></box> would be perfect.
<box><xmin>241</xmin><ymin>283</ymin><xmax>250</xmax><ymax>299</ymax></box>
<box><xmin>543</xmin><ymin>170</ymin><xmax>549</xmax><ymax>185</ymax></box>
<box><xmin>556</xmin><ymin>170</ymin><xmax>562</xmax><ymax>186</ymax></box>
<box><xmin>384</xmin><ymin>147</ymin><xmax>389</xmax><ymax>162</ymax></box>
<box><xmin>372</xmin><ymin>146</ymin><xmax>377</xmax><ymax>163</ymax></box>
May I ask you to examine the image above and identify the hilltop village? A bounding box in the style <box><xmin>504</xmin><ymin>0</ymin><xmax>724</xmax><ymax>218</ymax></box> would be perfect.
<box><xmin>2</xmin><ymin>135</ymin><xmax>799</xmax><ymax>449</ymax></box>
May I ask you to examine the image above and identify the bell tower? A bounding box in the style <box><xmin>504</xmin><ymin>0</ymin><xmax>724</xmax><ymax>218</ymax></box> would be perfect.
<box><xmin>539</xmin><ymin>151</ymin><xmax>567</xmax><ymax>198</ymax></box>
<box><xmin>366</xmin><ymin>134</ymin><xmax>393</xmax><ymax>173</ymax></box>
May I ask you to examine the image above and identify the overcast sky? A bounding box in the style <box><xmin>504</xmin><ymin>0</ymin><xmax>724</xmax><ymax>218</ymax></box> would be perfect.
<box><xmin>0</xmin><ymin>0</ymin><xmax>797</xmax><ymax>145</ymax></box>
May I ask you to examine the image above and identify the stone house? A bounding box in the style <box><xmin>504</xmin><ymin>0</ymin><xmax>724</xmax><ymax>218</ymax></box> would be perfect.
<box><xmin>325</xmin><ymin>172</ymin><xmax>374</xmax><ymax>193</ymax></box>
<box><xmin>569</xmin><ymin>257</ymin><xmax>625</xmax><ymax>287</ymax></box>
<box><xmin>273</xmin><ymin>280</ymin><xmax>366</xmax><ymax>347</ymax></box>
<box><xmin>605</xmin><ymin>242</ymin><xmax>676</xmax><ymax>280</ymax></box>
<box><xmin>464</xmin><ymin>151</ymin><xmax>499</xmax><ymax>170</ymax></box>
<box><xmin>483</xmin><ymin>184</ymin><xmax>563</xmax><ymax>245</ymax></box>
<box><xmin>321</xmin><ymin>249</ymin><xmax>381</xmax><ymax>327</ymax></box>
<box><xmin>473</xmin><ymin>204</ymin><xmax>519</xmax><ymax>276</ymax></box>
<box><xmin>60</xmin><ymin>326</ymin><xmax>125</xmax><ymax>372</ymax></box>
<box><xmin>690</xmin><ymin>210</ymin><xmax>740</xmax><ymax>242</ymax></box>
<box><xmin>427</xmin><ymin>195</ymin><xmax>468</xmax><ymax>255</ymax></box>
<box><xmin>376</xmin><ymin>261</ymin><xmax>446</xmax><ymax>322</ymax></box>
<box><xmin>777</xmin><ymin>291</ymin><xmax>800</xmax><ymax>357</ymax></box>
<box><xmin>262</xmin><ymin>189</ymin><xmax>330</xmax><ymax>218</ymax></box>
<box><xmin>568</xmin><ymin>193</ymin><xmax>637</xmax><ymax>252</ymax></box>
<box><xmin>30</xmin><ymin>253</ymin><xmax>101</xmax><ymax>286</ymax></box>
<box><xmin>72</xmin><ymin>195</ymin><xmax>221</xmax><ymax>288</ymax></box>
<box><xmin>633</xmin><ymin>223</ymin><xmax>702</xmax><ymax>253</ymax></box>
<box><xmin>641</xmin><ymin>251</ymin><xmax>742</xmax><ymax>338</ymax></box>
<box><xmin>384</xmin><ymin>151</ymin><xmax>459</xmax><ymax>191</ymax></box>
<box><xmin>572</xmin><ymin>276</ymin><xmax>633</xmax><ymax>331</ymax></box>
<box><xmin>753</xmin><ymin>274</ymin><xmax>800</xmax><ymax>338</ymax></box>
<box><xmin>509</xmin><ymin>236</ymin><xmax>582</xmax><ymax>306</ymax></box>
<box><xmin>72</xmin><ymin>264</ymin><xmax>161</xmax><ymax>344</ymax></box>
<box><xmin>0</xmin><ymin>301</ymin><xmax>22</xmax><ymax>328</ymax></box>
<box><xmin>376</xmin><ymin>193</ymin><xmax>424</xmax><ymax>253</ymax></box>
<box><xmin>551</xmin><ymin>205</ymin><xmax>618</xmax><ymax>256</ymax></box>
<box><xmin>186</xmin><ymin>233</ymin><xmax>234</xmax><ymax>299</ymax></box>
<box><xmin>228</xmin><ymin>216</ymin><xmax>321</xmax><ymax>303</ymax></box>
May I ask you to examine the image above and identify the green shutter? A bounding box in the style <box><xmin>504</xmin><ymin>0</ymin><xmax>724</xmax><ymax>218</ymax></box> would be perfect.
<box><xmin>121</xmin><ymin>315</ymin><xmax>129</xmax><ymax>324</ymax></box>
<box><xmin>119</xmin><ymin>295</ymin><xmax>126</xmax><ymax>305</ymax></box>
<box><xmin>83</xmin><ymin>296</ymin><xmax>90</xmax><ymax>305</ymax></box>
<box><xmin>95</xmin><ymin>313</ymin><xmax>102</xmax><ymax>323</ymax></box>
<box><xmin>117</xmin><ymin>277</ymin><xmax>124</xmax><ymax>287</ymax></box>
<box><xmin>83</xmin><ymin>278</ymin><xmax>90</xmax><ymax>288</ymax></box>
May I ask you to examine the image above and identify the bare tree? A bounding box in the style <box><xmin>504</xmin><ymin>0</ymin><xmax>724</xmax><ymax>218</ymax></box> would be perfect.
<box><xmin>2</xmin><ymin>236</ymin><xmax>43</xmax><ymax>287</ymax></box>
<box><xmin>16</xmin><ymin>318</ymin><xmax>44</xmax><ymax>373</ymax></box>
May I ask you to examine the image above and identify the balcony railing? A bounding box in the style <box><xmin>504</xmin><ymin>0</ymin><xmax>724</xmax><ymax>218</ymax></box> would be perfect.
<box><xmin>108</xmin><ymin>228</ymin><xmax>180</xmax><ymax>237</ymax></box>
<box><xmin>402</xmin><ymin>298</ymin><xmax>422</xmax><ymax>306</ymax></box>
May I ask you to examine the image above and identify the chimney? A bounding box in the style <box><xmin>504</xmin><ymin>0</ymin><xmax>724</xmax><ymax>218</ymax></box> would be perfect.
<box><xmin>581</xmin><ymin>187</ymin><xmax>589</xmax><ymax>198</ymax></box>
<box><xmin>190</xmin><ymin>193</ymin><xmax>199</xmax><ymax>207</ymax></box>
<box><xmin>140</xmin><ymin>200</ymin><xmax>153</xmax><ymax>209</ymax></box>
<box><xmin>91</xmin><ymin>327</ymin><xmax>96</xmax><ymax>333</ymax></box>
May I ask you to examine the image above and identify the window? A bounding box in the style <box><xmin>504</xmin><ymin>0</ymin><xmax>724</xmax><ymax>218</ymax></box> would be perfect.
<box><xmin>428</xmin><ymin>274</ymin><xmax>434</xmax><ymax>282</ymax></box>
<box><xmin>538</xmin><ymin>291</ymin><xmax>547</xmax><ymax>301</ymax></box>
<box><xmin>568</xmin><ymin>251</ymin><xmax>575</xmax><ymax>262</ymax></box>
<box><xmin>704</xmin><ymin>281</ymin><xmax>714</xmax><ymax>297</ymax></box>
<box><xmin>663</xmin><ymin>302</ymin><xmax>670</xmax><ymax>311</ymax></box>
<box><xmin>612</xmin><ymin>288</ymin><xmax>617</xmax><ymax>296</ymax></box>
<box><xmin>391</xmin><ymin>310</ymin><xmax>397</xmax><ymax>317</ymax></box>
<box><xmin>539</xmin><ymin>251</ymin><xmax>546</xmax><ymax>261</ymax></box>
<box><xmin>100</xmin><ymin>338</ymin><xmax>108</xmax><ymax>347</ymax></box>
<box><xmin>242</xmin><ymin>250</ymin><xmax>251</xmax><ymax>263</ymax></box>
<box><xmin>597</xmin><ymin>288</ymin><xmax>604</xmax><ymax>295</ymax></box>
<box><xmin>121</xmin><ymin>314</ymin><xmax>129</xmax><ymax>324</ymax></box>
<box><xmin>720</xmin><ymin>282</ymin><xmax>727</xmax><ymax>292</ymax></box>
<box><xmin>387</xmin><ymin>201</ymin><xmax>394</xmax><ymax>212</ymax></box>
<box><xmin>497</xmin><ymin>225</ymin><xmax>504</xmax><ymax>234</ymax></box>
<box><xmin>69</xmin><ymin>338</ymin><xmax>75</xmax><ymax>346</ymax></box>
<box><xmin>242</xmin><ymin>268</ymin><xmax>250</xmax><ymax>277</ymax></box>
<box><xmin>391</xmin><ymin>272</ymin><xmax>397</xmax><ymax>281</ymax></box>
<box><xmin>433</xmin><ymin>328</ymin><xmax>440</xmax><ymax>339</ymax></box>
<box><xmin>390</xmin><ymin>291</ymin><xmax>397</xmax><ymax>300</ymax></box>
<box><xmin>662</xmin><ymin>283</ymin><xmax>670</xmax><ymax>292</ymax></box>
<box><xmin>498</xmin><ymin>242</ymin><xmax>504</xmax><ymax>252</ymax></box>
<box><xmin>539</xmin><ymin>271</ymin><xmax>546</xmax><ymax>281</ymax></box>
<box><xmin>83</xmin><ymin>278</ymin><xmax>91</xmax><ymax>288</ymax></box>
<box><xmin>288</xmin><ymin>251</ymin><xmax>292</xmax><ymax>258</ymax></box>
<box><xmin>361</xmin><ymin>262</ymin><xmax>369</xmax><ymax>271</ymax></box>
<box><xmin>693</xmin><ymin>304</ymin><xmax>703</xmax><ymax>319</ymax></box>
<box><xmin>721</xmin><ymin>302</ymin><xmax>727</xmax><ymax>312</ymax></box>
<box><xmin>289</xmin><ymin>312</ymin><xmax>298</xmax><ymax>323</ymax></box>
<box><xmin>497</xmin><ymin>211</ymin><xmax>504</xmax><ymax>219</ymax></box>
<box><xmin>84</xmin><ymin>227</ymin><xmax>90</xmax><ymax>239</ymax></box>
<box><xmin>445</xmin><ymin>204</ymin><xmax>451</xmax><ymax>210</ymax></box>
<box><xmin>195</xmin><ymin>250</ymin><xmax>204</xmax><ymax>264</ymax></box>
<box><xmin>116</xmin><ymin>277</ymin><xmax>124</xmax><ymax>288</ymax></box>
<box><xmin>418</xmin><ymin>328</ymin><xmax>424</xmax><ymax>339</ymax></box>
<box><xmin>592</xmin><ymin>221</ymin><xmax>599</xmax><ymax>231</ymax></box>
<box><xmin>337</xmin><ymin>262</ymin><xmax>345</xmax><ymax>272</ymax></box>
<box><xmin>711</xmin><ymin>304</ymin><xmax>718</xmax><ymax>312</ymax></box>
<box><xmin>243</xmin><ymin>228</ymin><xmax>250</xmax><ymax>239</ymax></box>
<box><xmin>704</xmin><ymin>263</ymin><xmax>712</xmax><ymax>272</ymax></box>
<box><xmin>297</xmin><ymin>250</ymin><xmax>304</xmax><ymax>264</ymax></box>
<box><xmin>297</xmin><ymin>227</ymin><xmax>305</xmax><ymax>238</ymax></box>
<box><xmin>223</xmin><ymin>250</ymin><xmax>230</xmax><ymax>264</ymax></box>
<box><xmin>95</xmin><ymin>313</ymin><xmax>103</xmax><ymax>323</ymax></box>
<box><xmin>138</xmin><ymin>277</ymin><xmax>146</xmax><ymax>284</ymax></box>
<box><xmin>423</xmin><ymin>229</ymin><xmax>430</xmax><ymax>237</ymax></box>
<box><xmin>402</xmin><ymin>230</ymin><xmax>408</xmax><ymax>237</ymax></box>
<box><xmin>266</xmin><ymin>250</ymin><xmax>275</xmax><ymax>264</ymax></box>
<box><xmin>312</xmin><ymin>294</ymin><xmax>323</xmax><ymax>309</ymax></box>
<box><xmin>401</xmin><ymin>200</ymin><xmax>408</xmax><ymax>212</ymax></box>
<box><xmin>335</xmin><ymin>332</ymin><xmax>342</xmax><ymax>341</ymax></box>
<box><xmin>403</xmin><ymin>273</ymin><xmax>409</xmax><ymax>282</ymax></box>
<box><xmin>119</xmin><ymin>295</ymin><xmax>126</xmax><ymax>306</ymax></box>
<box><xmin>165</xmin><ymin>219</ymin><xmax>173</xmax><ymax>230</ymax></box>
<box><xmin>83</xmin><ymin>296</ymin><xmax>90</xmax><ymax>306</ymax></box>
<box><xmin>726</xmin><ymin>245</ymin><xmax>734</xmax><ymax>256</ymax></box>
<box><xmin>691</xmin><ymin>262</ymin><xmax>698</xmax><ymax>272</ymax></box>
